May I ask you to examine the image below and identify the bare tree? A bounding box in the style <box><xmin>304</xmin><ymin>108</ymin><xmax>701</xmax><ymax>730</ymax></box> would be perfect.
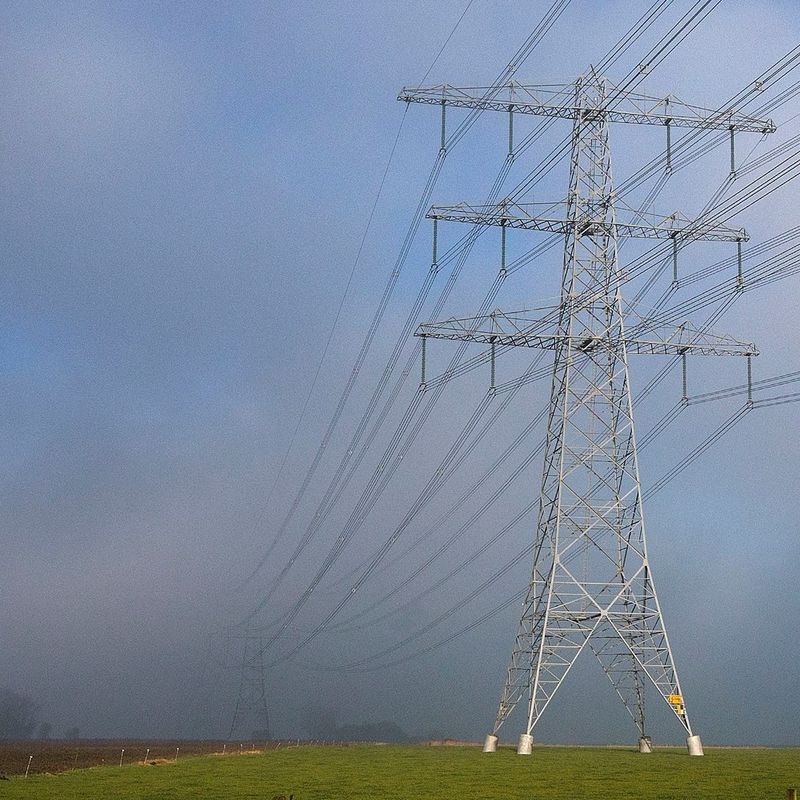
<box><xmin>0</xmin><ymin>689</ymin><xmax>39</xmax><ymax>740</ymax></box>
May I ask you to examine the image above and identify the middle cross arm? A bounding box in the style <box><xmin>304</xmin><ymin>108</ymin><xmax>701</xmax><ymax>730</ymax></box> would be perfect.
<box><xmin>416</xmin><ymin>310</ymin><xmax>757</xmax><ymax>357</ymax></box>
<box><xmin>428</xmin><ymin>201</ymin><xmax>748</xmax><ymax>242</ymax></box>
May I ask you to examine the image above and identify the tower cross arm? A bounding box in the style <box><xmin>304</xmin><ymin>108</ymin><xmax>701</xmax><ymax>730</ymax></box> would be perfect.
<box><xmin>398</xmin><ymin>83</ymin><xmax>776</xmax><ymax>134</ymax></box>
<box><xmin>428</xmin><ymin>202</ymin><xmax>749</xmax><ymax>242</ymax></box>
<box><xmin>415</xmin><ymin>310</ymin><xmax>758</xmax><ymax>358</ymax></box>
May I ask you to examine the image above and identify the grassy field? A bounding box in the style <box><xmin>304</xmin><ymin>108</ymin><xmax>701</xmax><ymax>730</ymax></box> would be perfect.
<box><xmin>1</xmin><ymin>743</ymin><xmax>797</xmax><ymax>800</ymax></box>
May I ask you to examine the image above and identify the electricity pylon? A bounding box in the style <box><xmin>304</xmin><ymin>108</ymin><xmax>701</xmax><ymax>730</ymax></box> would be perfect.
<box><xmin>401</xmin><ymin>72</ymin><xmax>774</xmax><ymax>755</ymax></box>
<box><xmin>228</xmin><ymin>630</ymin><xmax>271</xmax><ymax>741</ymax></box>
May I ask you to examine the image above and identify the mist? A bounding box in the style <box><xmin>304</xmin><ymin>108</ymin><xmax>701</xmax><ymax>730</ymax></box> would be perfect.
<box><xmin>1</xmin><ymin>1</ymin><xmax>798</xmax><ymax>747</ymax></box>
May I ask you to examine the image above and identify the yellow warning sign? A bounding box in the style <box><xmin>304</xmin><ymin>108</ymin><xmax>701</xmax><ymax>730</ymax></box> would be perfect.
<box><xmin>668</xmin><ymin>694</ymin><xmax>684</xmax><ymax>705</ymax></box>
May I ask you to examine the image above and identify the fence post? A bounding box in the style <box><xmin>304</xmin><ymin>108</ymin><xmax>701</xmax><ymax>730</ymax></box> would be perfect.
<box><xmin>787</xmin><ymin>788</ymin><xmax>797</xmax><ymax>800</ymax></box>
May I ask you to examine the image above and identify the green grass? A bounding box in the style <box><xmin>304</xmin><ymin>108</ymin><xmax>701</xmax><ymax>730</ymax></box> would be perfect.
<box><xmin>4</xmin><ymin>744</ymin><xmax>798</xmax><ymax>800</ymax></box>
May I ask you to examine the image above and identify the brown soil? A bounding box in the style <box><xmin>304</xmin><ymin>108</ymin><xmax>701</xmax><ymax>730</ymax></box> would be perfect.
<box><xmin>0</xmin><ymin>739</ymin><xmax>287</xmax><ymax>776</ymax></box>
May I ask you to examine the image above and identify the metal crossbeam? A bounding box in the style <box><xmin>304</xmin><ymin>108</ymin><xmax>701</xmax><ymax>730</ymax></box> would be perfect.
<box><xmin>427</xmin><ymin>201</ymin><xmax>748</xmax><ymax>242</ymax></box>
<box><xmin>398</xmin><ymin>82</ymin><xmax>776</xmax><ymax>133</ymax></box>
<box><xmin>416</xmin><ymin>310</ymin><xmax>758</xmax><ymax>357</ymax></box>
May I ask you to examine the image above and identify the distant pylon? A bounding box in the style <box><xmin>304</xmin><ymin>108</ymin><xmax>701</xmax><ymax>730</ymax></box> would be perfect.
<box><xmin>229</xmin><ymin>630</ymin><xmax>271</xmax><ymax>741</ymax></box>
<box><xmin>403</xmin><ymin>70</ymin><xmax>773</xmax><ymax>755</ymax></box>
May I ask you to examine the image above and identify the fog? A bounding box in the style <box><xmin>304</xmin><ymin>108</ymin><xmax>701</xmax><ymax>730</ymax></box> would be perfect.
<box><xmin>1</xmin><ymin>1</ymin><xmax>798</xmax><ymax>746</ymax></box>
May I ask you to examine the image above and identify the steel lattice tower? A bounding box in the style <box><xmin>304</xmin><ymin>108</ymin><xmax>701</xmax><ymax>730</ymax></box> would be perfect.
<box><xmin>229</xmin><ymin>630</ymin><xmax>271</xmax><ymax>741</ymax></box>
<box><xmin>401</xmin><ymin>72</ymin><xmax>774</xmax><ymax>754</ymax></box>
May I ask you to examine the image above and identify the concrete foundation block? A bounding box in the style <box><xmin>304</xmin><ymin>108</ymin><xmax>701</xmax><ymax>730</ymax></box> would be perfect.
<box><xmin>687</xmin><ymin>734</ymin><xmax>704</xmax><ymax>756</ymax></box>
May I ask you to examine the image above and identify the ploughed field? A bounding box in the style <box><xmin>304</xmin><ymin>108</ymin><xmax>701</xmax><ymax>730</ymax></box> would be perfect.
<box><xmin>0</xmin><ymin>742</ymin><xmax>797</xmax><ymax>800</ymax></box>
<box><xmin>0</xmin><ymin>739</ymin><xmax>251</xmax><ymax>775</ymax></box>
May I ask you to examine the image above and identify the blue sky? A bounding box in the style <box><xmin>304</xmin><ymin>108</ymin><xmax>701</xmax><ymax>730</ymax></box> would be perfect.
<box><xmin>1</xmin><ymin>1</ymin><xmax>798</xmax><ymax>745</ymax></box>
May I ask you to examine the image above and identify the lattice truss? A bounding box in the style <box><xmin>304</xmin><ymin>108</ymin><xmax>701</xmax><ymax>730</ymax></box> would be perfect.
<box><xmin>404</xmin><ymin>72</ymin><xmax>773</xmax><ymax>748</ymax></box>
<box><xmin>229</xmin><ymin>632</ymin><xmax>271</xmax><ymax>740</ymax></box>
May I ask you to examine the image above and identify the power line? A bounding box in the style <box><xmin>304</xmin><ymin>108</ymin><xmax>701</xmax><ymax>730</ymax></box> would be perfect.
<box><xmin>248</xmin><ymin>3</ymin><xmax>735</xmax><ymax>650</ymax></box>
<box><xmin>303</xmin><ymin>14</ymin><xmax>780</xmax><ymax>752</ymax></box>
<box><xmin>242</xmin><ymin>0</ymin><xmax>574</xmax><ymax>606</ymax></box>
<box><xmin>241</xmin><ymin>8</ymin><xmax>800</xmax><ymax>696</ymax></box>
